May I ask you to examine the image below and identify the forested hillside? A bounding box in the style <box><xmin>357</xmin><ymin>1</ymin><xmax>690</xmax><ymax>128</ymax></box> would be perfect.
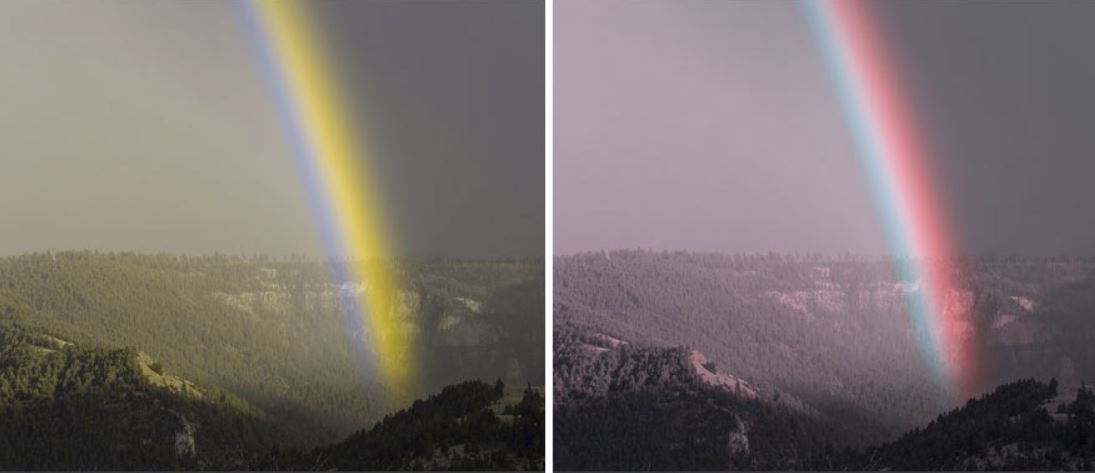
<box><xmin>323</xmin><ymin>380</ymin><xmax>544</xmax><ymax>470</ymax></box>
<box><xmin>831</xmin><ymin>379</ymin><xmax>1095</xmax><ymax>470</ymax></box>
<box><xmin>0</xmin><ymin>324</ymin><xmax>282</xmax><ymax>469</ymax></box>
<box><xmin>555</xmin><ymin>316</ymin><xmax>1095</xmax><ymax>470</ymax></box>
<box><xmin>0</xmin><ymin>251</ymin><xmax>543</xmax><ymax>447</ymax></box>
<box><xmin>554</xmin><ymin>320</ymin><xmax>848</xmax><ymax>469</ymax></box>
<box><xmin>0</xmin><ymin>322</ymin><xmax>544</xmax><ymax>470</ymax></box>
<box><xmin>556</xmin><ymin>251</ymin><xmax>1095</xmax><ymax>438</ymax></box>
<box><xmin>555</xmin><ymin>251</ymin><xmax>1095</xmax><ymax>469</ymax></box>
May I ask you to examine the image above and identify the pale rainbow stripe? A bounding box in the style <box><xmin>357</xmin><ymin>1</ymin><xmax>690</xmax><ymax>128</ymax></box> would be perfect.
<box><xmin>802</xmin><ymin>0</ymin><xmax>978</xmax><ymax>399</ymax></box>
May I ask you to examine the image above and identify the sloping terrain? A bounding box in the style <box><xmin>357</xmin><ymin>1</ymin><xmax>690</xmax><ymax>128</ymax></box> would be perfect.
<box><xmin>0</xmin><ymin>323</ymin><xmax>545</xmax><ymax>470</ymax></box>
<box><xmin>0</xmin><ymin>251</ymin><xmax>543</xmax><ymax>447</ymax></box>
<box><xmin>0</xmin><ymin>324</ymin><xmax>283</xmax><ymax>470</ymax></box>
<box><xmin>556</xmin><ymin>252</ymin><xmax>1095</xmax><ymax>438</ymax></box>
<box><xmin>554</xmin><ymin>319</ymin><xmax>844</xmax><ymax>470</ymax></box>
<box><xmin>322</xmin><ymin>380</ymin><xmax>544</xmax><ymax>471</ymax></box>
<box><xmin>554</xmin><ymin>251</ymin><xmax>1095</xmax><ymax>469</ymax></box>
<box><xmin>839</xmin><ymin>379</ymin><xmax>1095</xmax><ymax>470</ymax></box>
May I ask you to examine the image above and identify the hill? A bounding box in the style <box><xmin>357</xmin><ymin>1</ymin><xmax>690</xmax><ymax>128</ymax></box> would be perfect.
<box><xmin>322</xmin><ymin>380</ymin><xmax>544</xmax><ymax>470</ymax></box>
<box><xmin>0</xmin><ymin>251</ymin><xmax>543</xmax><ymax>446</ymax></box>
<box><xmin>833</xmin><ymin>378</ymin><xmax>1095</xmax><ymax>470</ymax></box>
<box><xmin>554</xmin><ymin>319</ymin><xmax>848</xmax><ymax>470</ymax></box>
<box><xmin>555</xmin><ymin>251</ymin><xmax>1095</xmax><ymax>439</ymax></box>
<box><xmin>556</xmin><ymin>318</ymin><xmax>1095</xmax><ymax>470</ymax></box>
<box><xmin>0</xmin><ymin>324</ymin><xmax>282</xmax><ymax>469</ymax></box>
<box><xmin>0</xmin><ymin>323</ymin><xmax>545</xmax><ymax>470</ymax></box>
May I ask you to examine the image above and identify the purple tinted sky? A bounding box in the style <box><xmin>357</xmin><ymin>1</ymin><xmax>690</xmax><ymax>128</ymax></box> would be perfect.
<box><xmin>555</xmin><ymin>0</ymin><xmax>886</xmax><ymax>255</ymax></box>
<box><xmin>555</xmin><ymin>0</ymin><xmax>1095</xmax><ymax>257</ymax></box>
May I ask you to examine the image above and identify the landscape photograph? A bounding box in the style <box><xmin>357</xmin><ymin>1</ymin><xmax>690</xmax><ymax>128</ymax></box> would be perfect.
<box><xmin>0</xmin><ymin>0</ymin><xmax>544</xmax><ymax>470</ymax></box>
<box><xmin>554</xmin><ymin>0</ymin><xmax>1095</xmax><ymax>470</ymax></box>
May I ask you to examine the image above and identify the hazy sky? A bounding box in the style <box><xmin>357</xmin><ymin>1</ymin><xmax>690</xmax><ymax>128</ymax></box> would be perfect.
<box><xmin>555</xmin><ymin>0</ymin><xmax>1095</xmax><ymax>257</ymax></box>
<box><xmin>0</xmin><ymin>0</ymin><xmax>543</xmax><ymax>258</ymax></box>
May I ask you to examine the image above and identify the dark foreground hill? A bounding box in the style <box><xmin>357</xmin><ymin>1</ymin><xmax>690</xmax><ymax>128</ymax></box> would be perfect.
<box><xmin>843</xmin><ymin>378</ymin><xmax>1095</xmax><ymax>470</ymax></box>
<box><xmin>554</xmin><ymin>320</ymin><xmax>858</xmax><ymax>470</ymax></box>
<box><xmin>0</xmin><ymin>323</ymin><xmax>544</xmax><ymax>470</ymax></box>
<box><xmin>0</xmin><ymin>323</ymin><xmax>282</xmax><ymax>469</ymax></box>
<box><xmin>555</xmin><ymin>322</ymin><xmax>1095</xmax><ymax>470</ymax></box>
<box><xmin>321</xmin><ymin>380</ymin><xmax>544</xmax><ymax>470</ymax></box>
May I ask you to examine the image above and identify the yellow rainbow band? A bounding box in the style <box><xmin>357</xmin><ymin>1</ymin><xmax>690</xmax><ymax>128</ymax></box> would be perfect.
<box><xmin>246</xmin><ymin>0</ymin><xmax>414</xmax><ymax>397</ymax></box>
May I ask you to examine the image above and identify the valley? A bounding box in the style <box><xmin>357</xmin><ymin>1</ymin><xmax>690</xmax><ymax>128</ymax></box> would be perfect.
<box><xmin>554</xmin><ymin>250</ymin><xmax>1095</xmax><ymax>469</ymax></box>
<box><xmin>0</xmin><ymin>251</ymin><xmax>544</xmax><ymax>469</ymax></box>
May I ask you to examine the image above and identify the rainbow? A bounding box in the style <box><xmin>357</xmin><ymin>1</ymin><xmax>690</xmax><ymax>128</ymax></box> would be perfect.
<box><xmin>802</xmin><ymin>0</ymin><xmax>979</xmax><ymax>400</ymax></box>
<box><xmin>233</xmin><ymin>0</ymin><xmax>415</xmax><ymax>398</ymax></box>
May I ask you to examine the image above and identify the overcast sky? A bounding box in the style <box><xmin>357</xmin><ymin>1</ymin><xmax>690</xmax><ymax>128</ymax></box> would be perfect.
<box><xmin>0</xmin><ymin>0</ymin><xmax>543</xmax><ymax>258</ymax></box>
<box><xmin>554</xmin><ymin>0</ymin><xmax>1095</xmax><ymax>257</ymax></box>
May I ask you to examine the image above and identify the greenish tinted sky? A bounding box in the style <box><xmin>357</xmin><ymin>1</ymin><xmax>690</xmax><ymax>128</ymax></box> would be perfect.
<box><xmin>0</xmin><ymin>0</ymin><xmax>544</xmax><ymax>258</ymax></box>
<box><xmin>0</xmin><ymin>1</ymin><xmax>314</xmax><ymax>256</ymax></box>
